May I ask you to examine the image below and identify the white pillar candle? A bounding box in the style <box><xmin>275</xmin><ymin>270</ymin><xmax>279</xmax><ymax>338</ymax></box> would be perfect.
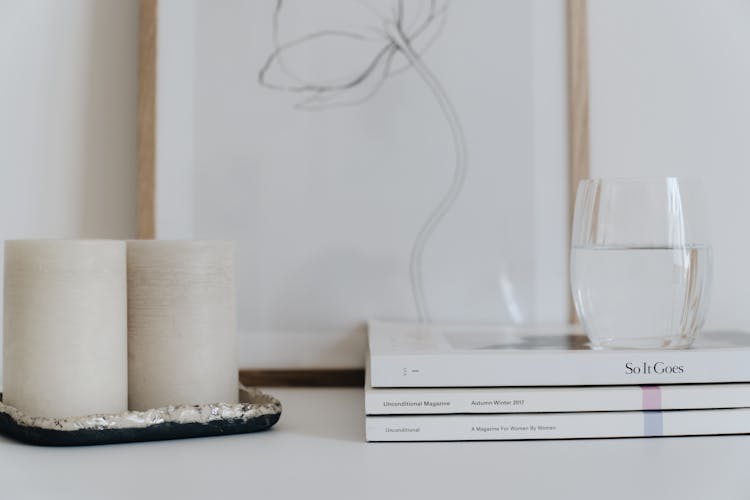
<box><xmin>127</xmin><ymin>240</ymin><xmax>238</xmax><ymax>410</ymax></box>
<box><xmin>3</xmin><ymin>240</ymin><xmax>128</xmax><ymax>418</ymax></box>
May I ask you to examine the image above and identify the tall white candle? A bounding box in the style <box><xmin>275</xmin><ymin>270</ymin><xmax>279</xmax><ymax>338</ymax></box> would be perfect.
<box><xmin>3</xmin><ymin>240</ymin><xmax>128</xmax><ymax>418</ymax></box>
<box><xmin>127</xmin><ymin>240</ymin><xmax>238</xmax><ymax>410</ymax></box>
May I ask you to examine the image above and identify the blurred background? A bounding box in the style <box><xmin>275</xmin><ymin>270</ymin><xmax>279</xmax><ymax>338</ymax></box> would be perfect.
<box><xmin>1</xmin><ymin>0</ymin><xmax>749</xmax><ymax>379</ymax></box>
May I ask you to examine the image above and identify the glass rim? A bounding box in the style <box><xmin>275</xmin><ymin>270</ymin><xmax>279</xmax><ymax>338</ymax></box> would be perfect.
<box><xmin>578</xmin><ymin>176</ymin><xmax>700</xmax><ymax>185</ymax></box>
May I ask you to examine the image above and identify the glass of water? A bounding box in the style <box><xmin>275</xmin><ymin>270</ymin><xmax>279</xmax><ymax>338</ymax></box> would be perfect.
<box><xmin>571</xmin><ymin>177</ymin><xmax>712</xmax><ymax>349</ymax></box>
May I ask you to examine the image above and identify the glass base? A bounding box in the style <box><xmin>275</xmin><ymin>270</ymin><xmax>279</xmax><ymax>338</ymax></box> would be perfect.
<box><xmin>588</xmin><ymin>335</ymin><xmax>696</xmax><ymax>350</ymax></box>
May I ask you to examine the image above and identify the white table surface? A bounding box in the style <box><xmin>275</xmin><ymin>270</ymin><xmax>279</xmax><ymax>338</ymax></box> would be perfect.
<box><xmin>1</xmin><ymin>387</ymin><xmax>749</xmax><ymax>499</ymax></box>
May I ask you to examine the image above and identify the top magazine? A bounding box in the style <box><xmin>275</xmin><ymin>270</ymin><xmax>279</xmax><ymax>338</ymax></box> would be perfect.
<box><xmin>367</xmin><ymin>320</ymin><xmax>750</xmax><ymax>388</ymax></box>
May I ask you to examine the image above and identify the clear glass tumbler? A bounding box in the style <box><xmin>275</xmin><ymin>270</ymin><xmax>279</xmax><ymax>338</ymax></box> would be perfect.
<box><xmin>570</xmin><ymin>177</ymin><xmax>712</xmax><ymax>349</ymax></box>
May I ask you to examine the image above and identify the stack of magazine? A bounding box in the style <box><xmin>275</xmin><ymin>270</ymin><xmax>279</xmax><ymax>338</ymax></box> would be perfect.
<box><xmin>365</xmin><ymin>320</ymin><xmax>750</xmax><ymax>442</ymax></box>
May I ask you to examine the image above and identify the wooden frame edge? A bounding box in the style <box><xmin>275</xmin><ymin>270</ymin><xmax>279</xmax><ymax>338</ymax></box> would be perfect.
<box><xmin>137</xmin><ymin>2</ymin><xmax>590</xmax><ymax>385</ymax></box>
<box><xmin>567</xmin><ymin>0</ymin><xmax>590</xmax><ymax>322</ymax></box>
<box><xmin>240</xmin><ymin>369</ymin><xmax>365</xmax><ymax>388</ymax></box>
<box><xmin>137</xmin><ymin>0</ymin><xmax>157</xmax><ymax>239</ymax></box>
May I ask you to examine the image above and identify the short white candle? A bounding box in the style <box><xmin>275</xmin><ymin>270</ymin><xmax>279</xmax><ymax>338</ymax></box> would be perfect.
<box><xmin>3</xmin><ymin>240</ymin><xmax>128</xmax><ymax>418</ymax></box>
<box><xmin>127</xmin><ymin>240</ymin><xmax>238</xmax><ymax>410</ymax></box>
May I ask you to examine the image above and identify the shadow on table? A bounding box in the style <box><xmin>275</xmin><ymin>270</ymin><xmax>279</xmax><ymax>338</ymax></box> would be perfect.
<box><xmin>269</xmin><ymin>388</ymin><xmax>366</xmax><ymax>443</ymax></box>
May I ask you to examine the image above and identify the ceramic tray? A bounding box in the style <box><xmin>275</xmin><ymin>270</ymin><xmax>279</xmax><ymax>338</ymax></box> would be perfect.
<box><xmin>0</xmin><ymin>386</ymin><xmax>281</xmax><ymax>446</ymax></box>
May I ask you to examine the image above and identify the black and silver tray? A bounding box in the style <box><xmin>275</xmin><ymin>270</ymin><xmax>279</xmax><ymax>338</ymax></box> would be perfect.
<box><xmin>0</xmin><ymin>386</ymin><xmax>281</xmax><ymax>446</ymax></box>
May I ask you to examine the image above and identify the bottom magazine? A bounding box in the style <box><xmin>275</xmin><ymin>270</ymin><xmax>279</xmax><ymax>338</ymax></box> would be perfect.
<box><xmin>365</xmin><ymin>407</ymin><xmax>750</xmax><ymax>441</ymax></box>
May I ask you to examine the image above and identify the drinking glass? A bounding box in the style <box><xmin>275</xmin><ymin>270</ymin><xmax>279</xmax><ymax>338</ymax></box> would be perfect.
<box><xmin>570</xmin><ymin>177</ymin><xmax>712</xmax><ymax>349</ymax></box>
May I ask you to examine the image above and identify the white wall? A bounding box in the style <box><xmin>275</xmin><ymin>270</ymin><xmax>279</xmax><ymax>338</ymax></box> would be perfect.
<box><xmin>588</xmin><ymin>0</ymin><xmax>750</xmax><ymax>331</ymax></box>
<box><xmin>0</xmin><ymin>0</ymin><xmax>139</xmax><ymax>385</ymax></box>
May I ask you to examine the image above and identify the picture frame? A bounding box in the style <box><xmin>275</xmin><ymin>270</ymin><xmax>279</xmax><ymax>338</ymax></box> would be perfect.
<box><xmin>137</xmin><ymin>0</ymin><xmax>590</xmax><ymax>385</ymax></box>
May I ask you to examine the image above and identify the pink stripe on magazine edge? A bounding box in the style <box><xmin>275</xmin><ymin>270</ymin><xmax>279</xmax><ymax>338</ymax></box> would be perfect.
<box><xmin>641</xmin><ymin>385</ymin><xmax>662</xmax><ymax>410</ymax></box>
